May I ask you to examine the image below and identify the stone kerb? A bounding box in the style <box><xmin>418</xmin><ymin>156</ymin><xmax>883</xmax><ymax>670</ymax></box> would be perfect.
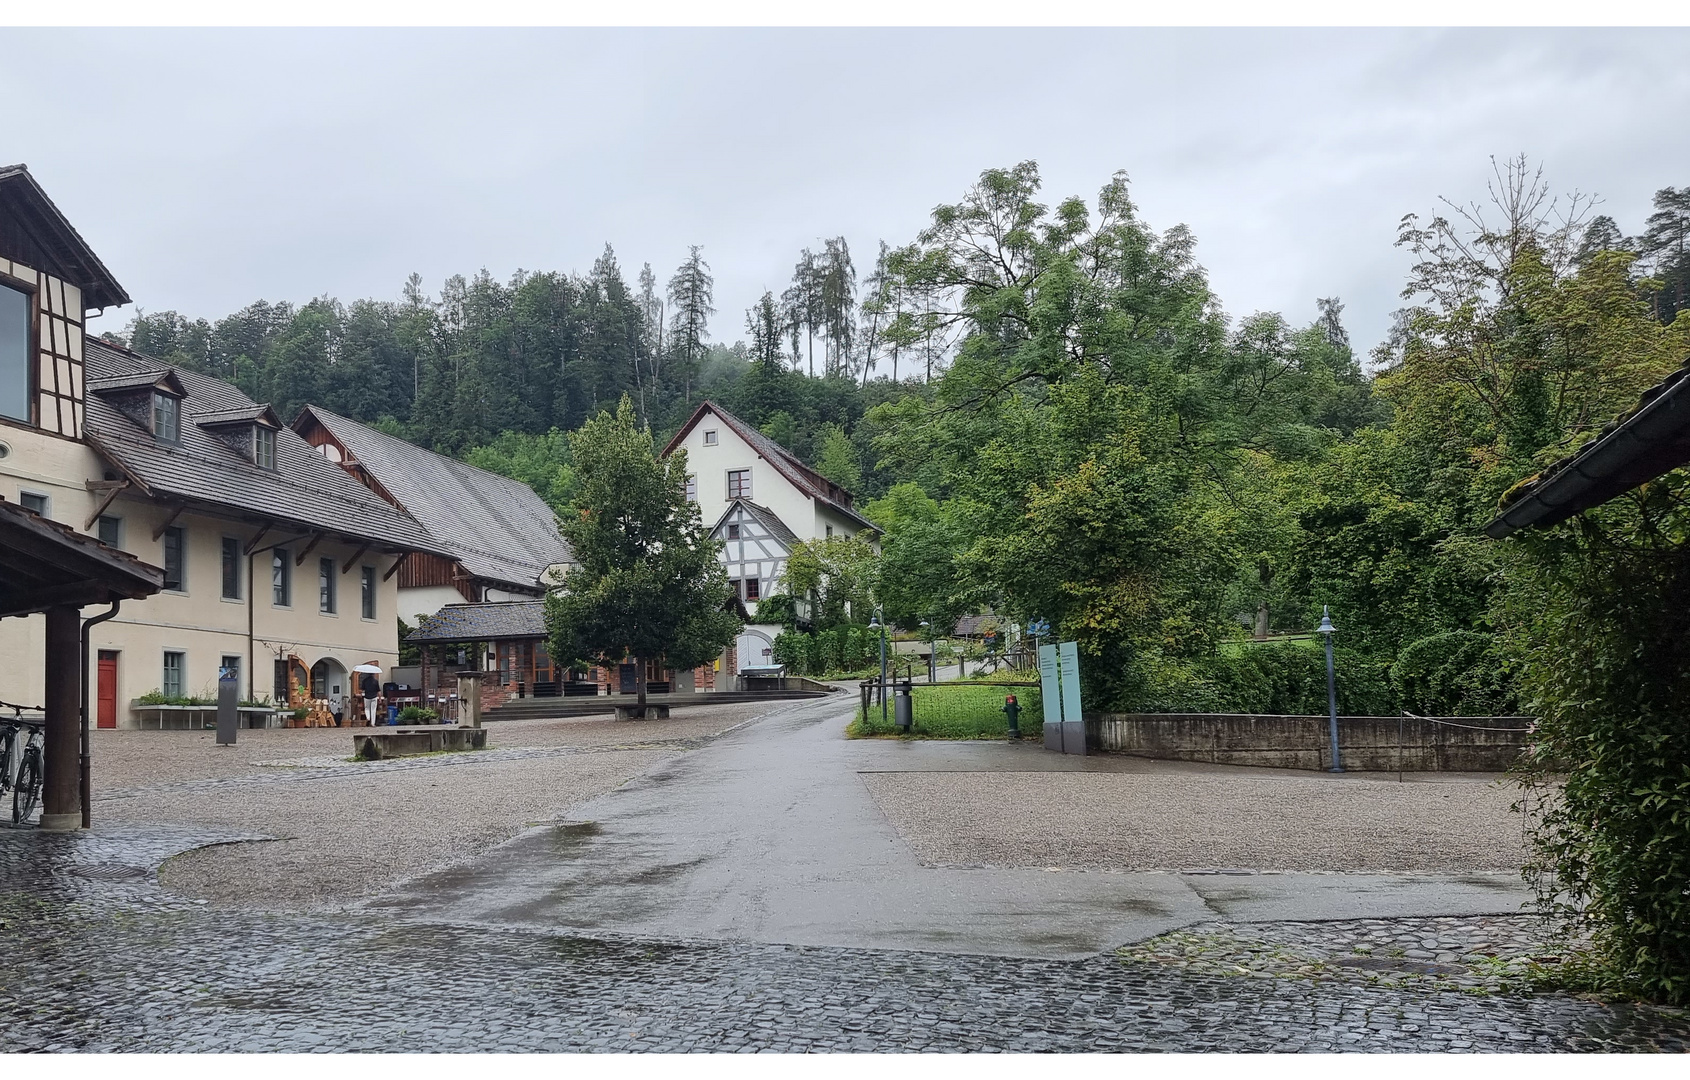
<box><xmin>1087</xmin><ymin>713</ymin><xmax>1534</xmax><ymax>772</ymax></box>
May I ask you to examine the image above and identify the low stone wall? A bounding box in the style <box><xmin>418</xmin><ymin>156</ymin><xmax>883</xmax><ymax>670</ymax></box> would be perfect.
<box><xmin>1087</xmin><ymin>713</ymin><xmax>1534</xmax><ymax>772</ymax></box>
<box><xmin>354</xmin><ymin>726</ymin><xmax>487</xmax><ymax>761</ymax></box>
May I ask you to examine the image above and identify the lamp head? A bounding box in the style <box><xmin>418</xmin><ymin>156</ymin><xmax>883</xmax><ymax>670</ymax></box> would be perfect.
<box><xmin>1316</xmin><ymin>605</ymin><xmax>1336</xmax><ymax>635</ymax></box>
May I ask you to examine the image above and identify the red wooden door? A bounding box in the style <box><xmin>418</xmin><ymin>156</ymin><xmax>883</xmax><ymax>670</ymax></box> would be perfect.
<box><xmin>97</xmin><ymin>651</ymin><xmax>119</xmax><ymax>729</ymax></box>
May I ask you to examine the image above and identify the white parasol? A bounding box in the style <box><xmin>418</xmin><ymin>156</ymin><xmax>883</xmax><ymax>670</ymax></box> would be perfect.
<box><xmin>352</xmin><ymin>663</ymin><xmax>383</xmax><ymax>674</ymax></box>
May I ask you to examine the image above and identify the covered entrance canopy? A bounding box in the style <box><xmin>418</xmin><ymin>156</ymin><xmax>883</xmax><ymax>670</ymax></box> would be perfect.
<box><xmin>0</xmin><ymin>495</ymin><xmax>163</xmax><ymax>829</ymax></box>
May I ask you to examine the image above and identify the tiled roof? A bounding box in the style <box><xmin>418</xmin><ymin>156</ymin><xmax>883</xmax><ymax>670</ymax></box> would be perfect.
<box><xmin>82</xmin><ymin>340</ymin><xmax>444</xmax><ymax>555</ymax></box>
<box><xmin>87</xmin><ymin>369</ymin><xmax>183</xmax><ymax>394</ymax></box>
<box><xmin>662</xmin><ymin>401</ymin><xmax>878</xmax><ymax>532</ymax></box>
<box><xmin>295</xmin><ymin>407</ymin><xmax>573</xmax><ymax>593</ymax></box>
<box><xmin>406</xmin><ymin>600</ymin><xmax>548</xmax><ymax>642</ymax></box>
<box><xmin>195</xmin><ymin>404</ymin><xmax>281</xmax><ymax>428</ymax></box>
<box><xmin>0</xmin><ymin>494</ymin><xmax>164</xmax><ymax>617</ymax></box>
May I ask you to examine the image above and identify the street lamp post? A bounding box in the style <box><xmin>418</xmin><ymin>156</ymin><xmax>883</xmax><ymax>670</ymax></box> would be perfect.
<box><xmin>869</xmin><ymin>608</ymin><xmax>887</xmax><ymax>727</ymax></box>
<box><xmin>1316</xmin><ymin>606</ymin><xmax>1343</xmax><ymax>773</ymax></box>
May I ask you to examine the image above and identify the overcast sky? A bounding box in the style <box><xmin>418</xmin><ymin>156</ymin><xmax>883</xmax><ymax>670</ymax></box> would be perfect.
<box><xmin>8</xmin><ymin>27</ymin><xmax>1688</xmax><ymax>361</ymax></box>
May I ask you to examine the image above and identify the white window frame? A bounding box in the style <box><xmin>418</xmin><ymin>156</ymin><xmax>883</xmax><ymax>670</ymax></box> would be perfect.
<box><xmin>703</xmin><ymin>429</ymin><xmax>718</xmax><ymax>446</ymax></box>
<box><xmin>162</xmin><ymin>650</ymin><xmax>186</xmax><ymax>699</ymax></box>
<box><xmin>727</xmin><ymin>468</ymin><xmax>751</xmax><ymax>500</ymax></box>
<box><xmin>254</xmin><ymin>425</ymin><xmax>277</xmax><ymax>470</ymax></box>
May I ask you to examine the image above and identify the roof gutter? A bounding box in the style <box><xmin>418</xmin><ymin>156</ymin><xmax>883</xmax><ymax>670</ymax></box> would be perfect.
<box><xmin>1485</xmin><ymin>370</ymin><xmax>1690</xmax><ymax>539</ymax></box>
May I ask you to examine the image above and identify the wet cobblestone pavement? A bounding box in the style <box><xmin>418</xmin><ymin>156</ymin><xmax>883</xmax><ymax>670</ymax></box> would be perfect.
<box><xmin>3</xmin><ymin>826</ymin><xmax>1689</xmax><ymax>1052</ymax></box>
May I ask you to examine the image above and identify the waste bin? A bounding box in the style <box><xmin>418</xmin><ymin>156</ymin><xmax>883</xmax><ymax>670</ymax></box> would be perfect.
<box><xmin>386</xmin><ymin>703</ymin><xmax>399</xmax><ymax>725</ymax></box>
<box><xmin>894</xmin><ymin>681</ymin><xmax>913</xmax><ymax>733</ymax></box>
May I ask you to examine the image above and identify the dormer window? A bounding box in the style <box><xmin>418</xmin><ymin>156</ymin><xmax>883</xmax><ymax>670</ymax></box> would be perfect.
<box><xmin>153</xmin><ymin>391</ymin><xmax>180</xmax><ymax>443</ymax></box>
<box><xmin>254</xmin><ymin>425</ymin><xmax>276</xmax><ymax>470</ymax></box>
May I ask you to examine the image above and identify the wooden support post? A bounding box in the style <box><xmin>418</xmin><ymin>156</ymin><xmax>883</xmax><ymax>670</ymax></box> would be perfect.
<box><xmin>83</xmin><ymin>479</ymin><xmax>129</xmax><ymax>531</ymax></box>
<box><xmin>340</xmin><ymin>540</ymin><xmax>373</xmax><ymax>574</ymax></box>
<box><xmin>294</xmin><ymin>532</ymin><xmax>325</xmax><ymax>566</ymax></box>
<box><xmin>41</xmin><ymin>605</ymin><xmax>82</xmax><ymax>831</ymax></box>
<box><xmin>150</xmin><ymin>502</ymin><xmax>186</xmax><ymax>541</ymax></box>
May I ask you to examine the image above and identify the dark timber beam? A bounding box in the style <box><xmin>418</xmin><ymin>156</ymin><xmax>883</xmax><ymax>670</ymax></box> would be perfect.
<box><xmin>244</xmin><ymin>521</ymin><xmax>276</xmax><ymax>556</ymax></box>
<box><xmin>294</xmin><ymin>532</ymin><xmax>325</xmax><ymax>567</ymax></box>
<box><xmin>382</xmin><ymin>552</ymin><xmax>411</xmax><ymax>582</ymax></box>
<box><xmin>150</xmin><ymin>503</ymin><xmax>186</xmax><ymax>542</ymax></box>
<box><xmin>82</xmin><ymin>479</ymin><xmax>129</xmax><ymax>531</ymax></box>
<box><xmin>340</xmin><ymin>540</ymin><xmax>373</xmax><ymax>574</ymax></box>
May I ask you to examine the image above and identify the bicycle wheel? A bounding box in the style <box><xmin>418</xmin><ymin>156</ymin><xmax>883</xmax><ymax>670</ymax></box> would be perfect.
<box><xmin>13</xmin><ymin>748</ymin><xmax>40</xmax><ymax>825</ymax></box>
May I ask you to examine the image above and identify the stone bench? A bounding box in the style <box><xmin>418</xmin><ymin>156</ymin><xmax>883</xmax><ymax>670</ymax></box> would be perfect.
<box><xmin>353</xmin><ymin>725</ymin><xmax>487</xmax><ymax>761</ymax></box>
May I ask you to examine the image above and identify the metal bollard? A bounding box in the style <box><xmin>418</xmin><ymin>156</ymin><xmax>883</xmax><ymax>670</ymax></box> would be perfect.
<box><xmin>1003</xmin><ymin>694</ymin><xmax>1021</xmax><ymax>740</ymax></box>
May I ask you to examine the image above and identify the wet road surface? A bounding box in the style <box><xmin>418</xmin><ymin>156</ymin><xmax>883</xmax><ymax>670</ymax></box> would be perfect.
<box><xmin>370</xmin><ymin>694</ymin><xmax>1534</xmax><ymax>958</ymax></box>
<box><xmin>3</xmin><ymin>697</ymin><xmax>1688</xmax><ymax>1052</ymax></box>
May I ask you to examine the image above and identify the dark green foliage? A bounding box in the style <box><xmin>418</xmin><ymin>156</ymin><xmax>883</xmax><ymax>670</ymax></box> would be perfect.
<box><xmin>397</xmin><ymin>705</ymin><xmax>439</xmax><ymax>724</ymax></box>
<box><xmin>544</xmin><ymin>398</ymin><xmax>741</xmax><ymax>705</ymax></box>
<box><xmin>1392</xmin><ymin>631</ymin><xmax>1517</xmax><ymax>717</ymax></box>
<box><xmin>752</xmin><ymin>594</ymin><xmax>799</xmax><ymax>632</ymax></box>
<box><xmin>1184</xmin><ymin>644</ymin><xmax>1396</xmax><ymax>717</ymax></box>
<box><xmin>770</xmin><ymin>624</ymin><xmax>875</xmax><ymax>677</ymax></box>
<box><xmin>1508</xmin><ymin>489</ymin><xmax>1690</xmax><ymax>1005</ymax></box>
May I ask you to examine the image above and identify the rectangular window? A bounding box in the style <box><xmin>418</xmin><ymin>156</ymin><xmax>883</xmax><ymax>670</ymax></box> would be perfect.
<box><xmin>727</xmin><ymin>523</ymin><xmax>740</xmax><ymax>540</ymax></box>
<box><xmin>254</xmin><ymin>425</ymin><xmax>276</xmax><ymax>470</ymax></box>
<box><xmin>361</xmin><ymin>565</ymin><xmax>376</xmax><ymax>620</ymax></box>
<box><xmin>153</xmin><ymin>392</ymin><xmax>180</xmax><ymax>443</ymax></box>
<box><xmin>744</xmin><ymin>577</ymin><xmax>760</xmax><ymax>601</ymax></box>
<box><xmin>684</xmin><ymin>476</ymin><xmax>697</xmax><ymax>502</ymax></box>
<box><xmin>319</xmin><ymin>557</ymin><xmax>336</xmax><ymax>613</ymax></box>
<box><xmin>0</xmin><ymin>281</ymin><xmax>29</xmax><ymax>423</ymax></box>
<box><xmin>273</xmin><ymin>548</ymin><xmax>291</xmax><ymax>606</ymax></box>
<box><xmin>826</xmin><ymin>524</ymin><xmax>834</xmax><ymax>538</ymax></box>
<box><xmin>274</xmin><ymin>658</ymin><xmax>289</xmax><ymax>702</ymax></box>
<box><xmin>97</xmin><ymin>515</ymin><xmax>122</xmax><ymax>548</ymax></box>
<box><xmin>19</xmin><ymin>491</ymin><xmax>47</xmax><ymax>516</ymax></box>
<box><xmin>703</xmin><ymin>430</ymin><xmax>718</xmax><ymax>446</ymax></box>
<box><xmin>162</xmin><ymin>651</ymin><xmax>185</xmax><ymax>699</ymax></box>
<box><xmin>163</xmin><ymin>526</ymin><xmax>186</xmax><ymax>591</ymax></box>
<box><xmin>221</xmin><ymin>536</ymin><xmax>241</xmax><ymax>599</ymax></box>
<box><xmin>219</xmin><ymin>654</ymin><xmax>241</xmax><ymax>687</ymax></box>
<box><xmin>727</xmin><ymin>469</ymin><xmax>751</xmax><ymax>499</ymax></box>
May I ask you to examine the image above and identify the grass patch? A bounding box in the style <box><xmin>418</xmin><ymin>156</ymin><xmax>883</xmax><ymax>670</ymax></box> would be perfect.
<box><xmin>850</xmin><ymin>683</ymin><xmax>1042</xmax><ymax>739</ymax></box>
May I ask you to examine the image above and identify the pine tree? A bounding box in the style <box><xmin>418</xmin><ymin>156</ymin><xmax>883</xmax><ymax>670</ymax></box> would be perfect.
<box><xmin>745</xmin><ymin>291</ymin><xmax>785</xmax><ymax>372</ymax></box>
<box><xmin>667</xmin><ymin>246</ymin><xmax>715</xmax><ymax>408</ymax></box>
<box><xmin>819</xmin><ymin>237</ymin><xmax>857</xmax><ymax>377</ymax></box>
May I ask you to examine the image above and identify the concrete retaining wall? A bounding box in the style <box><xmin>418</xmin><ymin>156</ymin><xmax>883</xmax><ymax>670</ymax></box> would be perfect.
<box><xmin>1087</xmin><ymin>713</ymin><xmax>1534</xmax><ymax>772</ymax></box>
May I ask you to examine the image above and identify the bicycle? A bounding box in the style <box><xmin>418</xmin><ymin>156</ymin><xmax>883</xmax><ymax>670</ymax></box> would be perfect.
<box><xmin>0</xmin><ymin>711</ymin><xmax>45</xmax><ymax>826</ymax></box>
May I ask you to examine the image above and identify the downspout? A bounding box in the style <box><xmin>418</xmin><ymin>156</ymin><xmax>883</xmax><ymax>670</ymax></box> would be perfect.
<box><xmin>79</xmin><ymin>600</ymin><xmax>122</xmax><ymax>829</ymax></box>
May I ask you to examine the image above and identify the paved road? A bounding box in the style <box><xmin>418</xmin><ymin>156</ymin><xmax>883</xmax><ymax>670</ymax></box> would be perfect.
<box><xmin>370</xmin><ymin>693</ymin><xmax>1532</xmax><ymax>959</ymax></box>
<box><xmin>4</xmin><ymin>695</ymin><xmax>1688</xmax><ymax>1052</ymax></box>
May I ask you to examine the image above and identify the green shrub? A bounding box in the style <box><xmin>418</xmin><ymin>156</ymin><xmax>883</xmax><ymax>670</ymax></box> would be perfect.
<box><xmin>1118</xmin><ymin>643</ymin><xmax>1397</xmax><ymax>716</ymax></box>
<box><xmin>1393</xmin><ymin>631</ymin><xmax>1517</xmax><ymax>716</ymax></box>
<box><xmin>1509</xmin><ymin>501</ymin><xmax>1690</xmax><ymax>1004</ymax></box>
<box><xmin>771</xmin><ymin>631</ymin><xmax>810</xmax><ymax>674</ymax></box>
<box><xmin>397</xmin><ymin>705</ymin><xmax>439</xmax><ymax>724</ymax></box>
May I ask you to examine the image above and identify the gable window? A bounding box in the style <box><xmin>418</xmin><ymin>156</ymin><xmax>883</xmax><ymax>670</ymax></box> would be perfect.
<box><xmin>319</xmin><ymin>557</ymin><xmax>337</xmax><ymax>614</ymax></box>
<box><xmin>221</xmin><ymin>536</ymin><xmax>241</xmax><ymax>600</ymax></box>
<box><xmin>727</xmin><ymin>469</ymin><xmax>751</xmax><ymax>500</ymax></box>
<box><xmin>0</xmin><ymin>281</ymin><xmax>29</xmax><ymax>424</ymax></box>
<box><xmin>153</xmin><ymin>391</ymin><xmax>181</xmax><ymax>443</ymax></box>
<box><xmin>162</xmin><ymin>526</ymin><xmax>186</xmax><ymax>591</ymax></box>
<box><xmin>19</xmin><ymin>491</ymin><xmax>48</xmax><ymax>517</ymax></box>
<box><xmin>97</xmin><ymin>515</ymin><xmax>122</xmax><ymax>548</ymax></box>
<box><xmin>361</xmin><ymin>565</ymin><xmax>376</xmax><ymax>620</ymax></box>
<box><xmin>727</xmin><ymin>523</ymin><xmax>740</xmax><ymax>540</ymax></box>
<box><xmin>744</xmin><ymin>577</ymin><xmax>760</xmax><ymax>601</ymax></box>
<box><xmin>684</xmin><ymin>476</ymin><xmax>697</xmax><ymax>502</ymax></box>
<box><xmin>254</xmin><ymin>425</ymin><xmax>277</xmax><ymax>470</ymax></box>
<box><xmin>703</xmin><ymin>430</ymin><xmax>718</xmax><ymax>446</ymax></box>
<box><xmin>273</xmin><ymin>548</ymin><xmax>291</xmax><ymax>606</ymax></box>
<box><xmin>162</xmin><ymin>651</ymin><xmax>185</xmax><ymax>699</ymax></box>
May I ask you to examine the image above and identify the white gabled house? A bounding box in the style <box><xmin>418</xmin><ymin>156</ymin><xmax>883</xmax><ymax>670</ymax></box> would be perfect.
<box><xmin>662</xmin><ymin>401</ymin><xmax>878</xmax><ymax>675</ymax></box>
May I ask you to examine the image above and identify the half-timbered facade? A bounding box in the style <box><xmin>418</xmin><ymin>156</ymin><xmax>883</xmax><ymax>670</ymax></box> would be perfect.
<box><xmin>662</xmin><ymin>402</ymin><xmax>878</xmax><ymax>675</ymax></box>
<box><xmin>0</xmin><ymin>165</ymin><xmax>447</xmax><ymax>726</ymax></box>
